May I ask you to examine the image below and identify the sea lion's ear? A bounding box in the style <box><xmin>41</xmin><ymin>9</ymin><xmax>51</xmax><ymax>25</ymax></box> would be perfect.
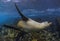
<box><xmin>15</xmin><ymin>3</ymin><xmax>28</xmax><ymax>21</ymax></box>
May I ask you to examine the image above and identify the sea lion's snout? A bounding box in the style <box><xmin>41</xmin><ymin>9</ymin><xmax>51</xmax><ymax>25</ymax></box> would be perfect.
<box><xmin>45</xmin><ymin>21</ymin><xmax>52</xmax><ymax>24</ymax></box>
<box><xmin>43</xmin><ymin>21</ymin><xmax>52</xmax><ymax>27</ymax></box>
<box><xmin>48</xmin><ymin>21</ymin><xmax>52</xmax><ymax>25</ymax></box>
<box><xmin>47</xmin><ymin>22</ymin><xmax>52</xmax><ymax>27</ymax></box>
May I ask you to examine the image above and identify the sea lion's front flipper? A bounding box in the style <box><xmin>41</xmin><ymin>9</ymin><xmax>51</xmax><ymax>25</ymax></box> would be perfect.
<box><xmin>15</xmin><ymin>3</ymin><xmax>28</xmax><ymax>21</ymax></box>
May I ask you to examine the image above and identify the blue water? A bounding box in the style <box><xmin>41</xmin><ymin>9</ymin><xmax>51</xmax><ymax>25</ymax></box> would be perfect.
<box><xmin>0</xmin><ymin>3</ymin><xmax>60</xmax><ymax>35</ymax></box>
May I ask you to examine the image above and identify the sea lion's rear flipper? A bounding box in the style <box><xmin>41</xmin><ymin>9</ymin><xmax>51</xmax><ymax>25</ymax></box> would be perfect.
<box><xmin>15</xmin><ymin>3</ymin><xmax>28</xmax><ymax>21</ymax></box>
<box><xmin>3</xmin><ymin>24</ymin><xmax>21</xmax><ymax>31</ymax></box>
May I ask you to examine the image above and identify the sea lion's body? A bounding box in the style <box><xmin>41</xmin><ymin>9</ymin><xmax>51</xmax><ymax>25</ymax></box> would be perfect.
<box><xmin>17</xmin><ymin>19</ymin><xmax>52</xmax><ymax>30</ymax></box>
